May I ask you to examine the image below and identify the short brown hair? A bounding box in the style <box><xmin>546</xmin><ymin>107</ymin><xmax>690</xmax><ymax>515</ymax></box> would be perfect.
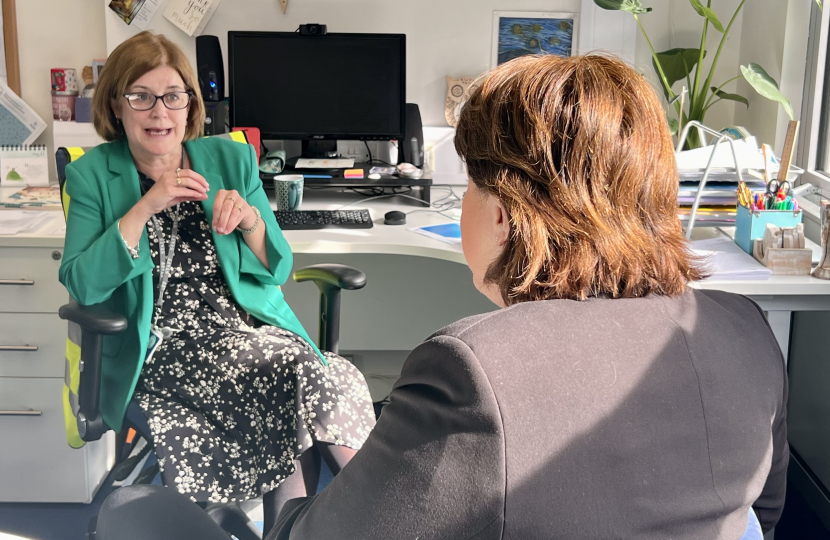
<box><xmin>93</xmin><ymin>31</ymin><xmax>205</xmax><ymax>141</ymax></box>
<box><xmin>455</xmin><ymin>54</ymin><xmax>706</xmax><ymax>304</ymax></box>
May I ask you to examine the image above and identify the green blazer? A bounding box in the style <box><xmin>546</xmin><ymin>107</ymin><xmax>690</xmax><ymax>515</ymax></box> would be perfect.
<box><xmin>59</xmin><ymin>136</ymin><xmax>322</xmax><ymax>432</ymax></box>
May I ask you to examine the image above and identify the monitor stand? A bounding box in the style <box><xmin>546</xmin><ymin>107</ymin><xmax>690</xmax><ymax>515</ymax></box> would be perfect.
<box><xmin>285</xmin><ymin>140</ymin><xmax>338</xmax><ymax>168</ymax></box>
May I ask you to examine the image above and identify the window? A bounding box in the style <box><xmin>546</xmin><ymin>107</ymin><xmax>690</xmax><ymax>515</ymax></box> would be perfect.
<box><xmin>801</xmin><ymin>3</ymin><xmax>830</xmax><ymax>193</ymax></box>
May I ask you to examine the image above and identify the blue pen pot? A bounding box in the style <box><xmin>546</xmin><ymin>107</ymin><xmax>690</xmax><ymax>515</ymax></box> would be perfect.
<box><xmin>735</xmin><ymin>204</ymin><xmax>802</xmax><ymax>254</ymax></box>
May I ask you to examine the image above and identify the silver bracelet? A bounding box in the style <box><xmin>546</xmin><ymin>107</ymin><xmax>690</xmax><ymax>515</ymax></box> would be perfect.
<box><xmin>237</xmin><ymin>206</ymin><xmax>261</xmax><ymax>235</ymax></box>
<box><xmin>117</xmin><ymin>219</ymin><xmax>140</xmax><ymax>259</ymax></box>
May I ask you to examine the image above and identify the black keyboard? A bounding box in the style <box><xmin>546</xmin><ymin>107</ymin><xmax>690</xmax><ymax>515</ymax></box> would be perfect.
<box><xmin>274</xmin><ymin>209</ymin><xmax>374</xmax><ymax>230</ymax></box>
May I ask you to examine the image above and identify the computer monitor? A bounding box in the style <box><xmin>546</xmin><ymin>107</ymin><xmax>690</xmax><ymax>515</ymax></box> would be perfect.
<box><xmin>228</xmin><ymin>31</ymin><xmax>406</xmax><ymax>158</ymax></box>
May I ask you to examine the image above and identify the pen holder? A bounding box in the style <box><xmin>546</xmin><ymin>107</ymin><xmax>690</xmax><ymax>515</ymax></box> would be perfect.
<box><xmin>735</xmin><ymin>204</ymin><xmax>802</xmax><ymax>254</ymax></box>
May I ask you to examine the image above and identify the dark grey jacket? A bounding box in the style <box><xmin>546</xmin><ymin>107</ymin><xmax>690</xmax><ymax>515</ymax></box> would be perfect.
<box><xmin>272</xmin><ymin>289</ymin><xmax>788</xmax><ymax>539</ymax></box>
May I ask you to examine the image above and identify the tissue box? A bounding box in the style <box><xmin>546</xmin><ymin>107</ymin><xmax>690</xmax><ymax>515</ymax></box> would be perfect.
<box><xmin>735</xmin><ymin>204</ymin><xmax>802</xmax><ymax>254</ymax></box>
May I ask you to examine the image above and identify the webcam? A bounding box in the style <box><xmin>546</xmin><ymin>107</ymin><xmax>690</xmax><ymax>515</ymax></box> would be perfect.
<box><xmin>299</xmin><ymin>24</ymin><xmax>327</xmax><ymax>36</ymax></box>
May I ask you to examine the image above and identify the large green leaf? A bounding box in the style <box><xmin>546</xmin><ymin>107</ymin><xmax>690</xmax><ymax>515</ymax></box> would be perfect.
<box><xmin>710</xmin><ymin>87</ymin><xmax>749</xmax><ymax>108</ymax></box>
<box><xmin>688</xmin><ymin>0</ymin><xmax>724</xmax><ymax>32</ymax></box>
<box><xmin>653</xmin><ymin>48</ymin><xmax>706</xmax><ymax>90</ymax></box>
<box><xmin>741</xmin><ymin>63</ymin><xmax>794</xmax><ymax>120</ymax></box>
<box><xmin>818</xmin><ymin>0</ymin><xmax>823</xmax><ymax>10</ymax></box>
<box><xmin>593</xmin><ymin>0</ymin><xmax>652</xmax><ymax>14</ymax></box>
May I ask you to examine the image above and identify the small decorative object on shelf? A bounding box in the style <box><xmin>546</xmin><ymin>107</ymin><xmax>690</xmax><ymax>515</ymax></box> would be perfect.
<box><xmin>51</xmin><ymin>68</ymin><xmax>79</xmax><ymax>122</ymax></box>
<box><xmin>752</xmin><ymin>223</ymin><xmax>812</xmax><ymax>276</ymax></box>
<box><xmin>814</xmin><ymin>202</ymin><xmax>830</xmax><ymax>280</ymax></box>
<box><xmin>76</xmin><ymin>67</ymin><xmax>95</xmax><ymax>123</ymax></box>
<box><xmin>445</xmin><ymin>76</ymin><xmax>478</xmax><ymax>127</ymax></box>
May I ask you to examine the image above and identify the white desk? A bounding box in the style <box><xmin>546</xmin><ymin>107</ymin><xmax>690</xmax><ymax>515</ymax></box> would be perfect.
<box><xmin>3</xmin><ymin>186</ymin><xmax>829</xmax><ymax>363</ymax></box>
<box><xmin>283</xmin><ymin>189</ymin><xmax>830</xmax><ymax>364</ymax></box>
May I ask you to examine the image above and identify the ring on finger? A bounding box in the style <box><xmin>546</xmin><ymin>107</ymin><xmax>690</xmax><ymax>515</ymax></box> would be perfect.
<box><xmin>176</xmin><ymin>176</ymin><xmax>182</xmax><ymax>186</ymax></box>
<box><xmin>234</xmin><ymin>204</ymin><xmax>243</xmax><ymax>212</ymax></box>
<box><xmin>225</xmin><ymin>197</ymin><xmax>236</xmax><ymax>204</ymax></box>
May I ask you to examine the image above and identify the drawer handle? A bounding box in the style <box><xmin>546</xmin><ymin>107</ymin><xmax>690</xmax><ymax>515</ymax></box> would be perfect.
<box><xmin>0</xmin><ymin>409</ymin><xmax>42</xmax><ymax>416</ymax></box>
<box><xmin>0</xmin><ymin>279</ymin><xmax>35</xmax><ymax>286</ymax></box>
<box><xmin>0</xmin><ymin>345</ymin><xmax>38</xmax><ymax>352</ymax></box>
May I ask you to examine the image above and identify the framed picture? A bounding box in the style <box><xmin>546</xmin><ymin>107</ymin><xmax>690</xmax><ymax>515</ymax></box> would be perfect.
<box><xmin>491</xmin><ymin>11</ymin><xmax>579</xmax><ymax>68</ymax></box>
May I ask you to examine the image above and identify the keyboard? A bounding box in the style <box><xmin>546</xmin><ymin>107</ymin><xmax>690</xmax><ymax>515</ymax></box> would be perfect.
<box><xmin>274</xmin><ymin>209</ymin><xmax>374</xmax><ymax>230</ymax></box>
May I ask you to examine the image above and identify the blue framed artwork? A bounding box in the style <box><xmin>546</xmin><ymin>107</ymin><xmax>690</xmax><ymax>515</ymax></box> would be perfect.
<box><xmin>491</xmin><ymin>11</ymin><xmax>579</xmax><ymax>67</ymax></box>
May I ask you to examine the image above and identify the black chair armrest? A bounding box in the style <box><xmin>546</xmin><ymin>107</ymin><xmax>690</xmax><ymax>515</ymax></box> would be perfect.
<box><xmin>59</xmin><ymin>301</ymin><xmax>128</xmax><ymax>442</ymax></box>
<box><xmin>59</xmin><ymin>301</ymin><xmax>128</xmax><ymax>335</ymax></box>
<box><xmin>293</xmin><ymin>264</ymin><xmax>367</xmax><ymax>354</ymax></box>
<box><xmin>293</xmin><ymin>264</ymin><xmax>367</xmax><ymax>291</ymax></box>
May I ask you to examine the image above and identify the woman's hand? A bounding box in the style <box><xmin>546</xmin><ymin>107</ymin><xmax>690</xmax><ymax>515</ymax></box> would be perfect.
<box><xmin>212</xmin><ymin>189</ymin><xmax>255</xmax><ymax>235</ymax></box>
<box><xmin>141</xmin><ymin>168</ymin><xmax>210</xmax><ymax>217</ymax></box>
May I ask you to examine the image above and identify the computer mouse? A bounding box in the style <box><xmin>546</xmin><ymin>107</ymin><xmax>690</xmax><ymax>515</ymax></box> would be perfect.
<box><xmin>368</xmin><ymin>173</ymin><xmax>381</xmax><ymax>180</ymax></box>
<box><xmin>384</xmin><ymin>210</ymin><xmax>406</xmax><ymax>225</ymax></box>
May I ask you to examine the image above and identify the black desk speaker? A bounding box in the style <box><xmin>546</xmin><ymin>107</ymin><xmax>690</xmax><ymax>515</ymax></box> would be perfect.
<box><xmin>402</xmin><ymin>103</ymin><xmax>424</xmax><ymax>167</ymax></box>
<box><xmin>196</xmin><ymin>35</ymin><xmax>224</xmax><ymax>102</ymax></box>
<box><xmin>204</xmin><ymin>101</ymin><xmax>227</xmax><ymax>136</ymax></box>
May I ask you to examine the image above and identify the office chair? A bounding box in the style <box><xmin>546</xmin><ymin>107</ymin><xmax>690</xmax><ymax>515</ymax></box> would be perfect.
<box><xmin>56</xmin><ymin>144</ymin><xmax>367</xmax><ymax>540</ymax></box>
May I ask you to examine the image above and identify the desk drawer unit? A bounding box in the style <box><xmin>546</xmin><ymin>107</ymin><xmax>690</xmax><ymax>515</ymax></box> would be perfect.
<box><xmin>0</xmin><ymin>313</ymin><xmax>66</xmax><ymax>378</ymax></box>
<box><xmin>0</xmin><ymin>247</ymin><xmax>66</xmax><ymax>313</ymax></box>
<box><xmin>0</xmin><ymin>377</ymin><xmax>113</xmax><ymax>502</ymax></box>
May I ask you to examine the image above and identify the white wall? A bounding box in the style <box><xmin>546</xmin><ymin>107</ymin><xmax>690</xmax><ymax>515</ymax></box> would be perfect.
<box><xmin>16</xmin><ymin>0</ymin><xmax>106</xmax><ymax>172</ymax></box>
<box><xmin>13</xmin><ymin>0</ymin><xmax>807</xmax><ymax>166</ymax></box>
<box><xmin>734</xmin><ymin>0</ymin><xmax>812</xmax><ymax>156</ymax></box>
<box><xmin>104</xmin><ymin>0</ymin><xmax>636</xmax><ymax>127</ymax></box>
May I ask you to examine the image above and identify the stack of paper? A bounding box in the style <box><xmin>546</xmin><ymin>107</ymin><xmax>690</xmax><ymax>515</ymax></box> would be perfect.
<box><xmin>0</xmin><ymin>210</ymin><xmax>55</xmax><ymax>235</ymax></box>
<box><xmin>690</xmin><ymin>237</ymin><xmax>772</xmax><ymax>281</ymax></box>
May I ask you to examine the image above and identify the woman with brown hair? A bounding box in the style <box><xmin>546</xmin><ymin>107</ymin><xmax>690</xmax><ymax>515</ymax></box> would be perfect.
<box><xmin>59</xmin><ymin>31</ymin><xmax>375</xmax><ymax>533</ymax></box>
<box><xmin>98</xmin><ymin>53</ymin><xmax>785</xmax><ymax>540</ymax></box>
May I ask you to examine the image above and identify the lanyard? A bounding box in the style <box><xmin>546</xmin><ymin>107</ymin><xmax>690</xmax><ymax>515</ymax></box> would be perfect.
<box><xmin>150</xmin><ymin>210</ymin><xmax>180</xmax><ymax>328</ymax></box>
<box><xmin>148</xmin><ymin>148</ymin><xmax>186</xmax><ymax>330</ymax></box>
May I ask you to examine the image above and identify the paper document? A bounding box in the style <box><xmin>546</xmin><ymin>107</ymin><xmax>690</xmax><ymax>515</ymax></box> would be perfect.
<box><xmin>132</xmin><ymin>0</ymin><xmax>163</xmax><ymax>30</ymax></box>
<box><xmin>675</xmin><ymin>137</ymin><xmax>764</xmax><ymax>172</ymax></box>
<box><xmin>410</xmin><ymin>222</ymin><xmax>461</xmax><ymax>245</ymax></box>
<box><xmin>0</xmin><ymin>82</ymin><xmax>47</xmax><ymax>146</ymax></box>
<box><xmin>295</xmin><ymin>158</ymin><xmax>355</xmax><ymax>169</ymax></box>
<box><xmin>690</xmin><ymin>237</ymin><xmax>771</xmax><ymax>281</ymax></box>
<box><xmin>0</xmin><ymin>210</ymin><xmax>55</xmax><ymax>235</ymax></box>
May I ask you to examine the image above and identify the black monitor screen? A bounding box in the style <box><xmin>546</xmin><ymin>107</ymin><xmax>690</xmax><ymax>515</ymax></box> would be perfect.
<box><xmin>228</xmin><ymin>32</ymin><xmax>405</xmax><ymax>140</ymax></box>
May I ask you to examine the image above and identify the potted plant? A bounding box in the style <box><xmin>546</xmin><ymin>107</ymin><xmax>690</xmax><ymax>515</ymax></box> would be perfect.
<box><xmin>595</xmin><ymin>0</ymin><xmax>821</xmax><ymax>147</ymax></box>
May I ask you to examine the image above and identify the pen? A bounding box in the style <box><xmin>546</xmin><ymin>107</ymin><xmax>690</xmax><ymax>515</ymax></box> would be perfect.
<box><xmin>302</xmin><ymin>174</ymin><xmax>333</xmax><ymax>179</ymax></box>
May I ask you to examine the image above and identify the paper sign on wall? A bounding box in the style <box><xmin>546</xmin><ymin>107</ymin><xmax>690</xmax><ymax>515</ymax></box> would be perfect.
<box><xmin>164</xmin><ymin>0</ymin><xmax>223</xmax><ymax>37</ymax></box>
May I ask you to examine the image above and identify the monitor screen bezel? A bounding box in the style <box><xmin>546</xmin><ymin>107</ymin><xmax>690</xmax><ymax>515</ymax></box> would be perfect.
<box><xmin>228</xmin><ymin>31</ymin><xmax>407</xmax><ymax>141</ymax></box>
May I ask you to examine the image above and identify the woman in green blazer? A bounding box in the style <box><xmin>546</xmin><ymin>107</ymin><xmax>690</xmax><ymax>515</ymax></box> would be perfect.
<box><xmin>59</xmin><ymin>31</ymin><xmax>375</xmax><ymax>529</ymax></box>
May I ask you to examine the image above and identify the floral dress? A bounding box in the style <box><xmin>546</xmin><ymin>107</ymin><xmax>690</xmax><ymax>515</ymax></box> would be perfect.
<box><xmin>132</xmin><ymin>173</ymin><xmax>376</xmax><ymax>503</ymax></box>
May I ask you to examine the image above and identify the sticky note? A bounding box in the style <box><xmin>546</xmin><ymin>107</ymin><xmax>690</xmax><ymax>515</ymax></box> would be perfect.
<box><xmin>344</xmin><ymin>169</ymin><xmax>364</xmax><ymax>179</ymax></box>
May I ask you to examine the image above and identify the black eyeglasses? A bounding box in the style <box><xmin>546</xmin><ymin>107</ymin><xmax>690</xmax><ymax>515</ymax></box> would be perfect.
<box><xmin>122</xmin><ymin>91</ymin><xmax>194</xmax><ymax>111</ymax></box>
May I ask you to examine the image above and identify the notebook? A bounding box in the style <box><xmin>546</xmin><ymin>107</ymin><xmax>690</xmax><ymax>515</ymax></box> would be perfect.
<box><xmin>0</xmin><ymin>145</ymin><xmax>49</xmax><ymax>187</ymax></box>
<box><xmin>410</xmin><ymin>222</ymin><xmax>462</xmax><ymax>245</ymax></box>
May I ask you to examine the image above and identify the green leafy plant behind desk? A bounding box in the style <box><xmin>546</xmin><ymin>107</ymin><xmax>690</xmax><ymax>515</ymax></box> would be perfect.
<box><xmin>595</xmin><ymin>0</ymin><xmax>822</xmax><ymax>147</ymax></box>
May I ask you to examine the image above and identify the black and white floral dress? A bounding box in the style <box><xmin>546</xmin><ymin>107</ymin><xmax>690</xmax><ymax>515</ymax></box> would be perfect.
<box><xmin>132</xmin><ymin>173</ymin><xmax>375</xmax><ymax>503</ymax></box>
